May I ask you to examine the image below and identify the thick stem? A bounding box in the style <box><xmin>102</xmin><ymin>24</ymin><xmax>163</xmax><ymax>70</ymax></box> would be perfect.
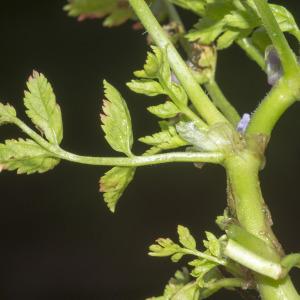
<box><xmin>128</xmin><ymin>0</ymin><xmax>228</xmax><ymax>125</ymax></box>
<box><xmin>225</xmin><ymin>152</ymin><xmax>300</xmax><ymax>300</ymax></box>
<box><xmin>247</xmin><ymin>76</ymin><xmax>300</xmax><ymax>136</ymax></box>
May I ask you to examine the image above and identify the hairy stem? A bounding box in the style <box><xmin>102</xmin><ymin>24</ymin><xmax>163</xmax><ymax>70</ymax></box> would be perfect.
<box><xmin>237</xmin><ymin>38</ymin><xmax>265</xmax><ymax>71</ymax></box>
<box><xmin>247</xmin><ymin>76</ymin><xmax>300</xmax><ymax>136</ymax></box>
<box><xmin>128</xmin><ymin>0</ymin><xmax>228</xmax><ymax>125</ymax></box>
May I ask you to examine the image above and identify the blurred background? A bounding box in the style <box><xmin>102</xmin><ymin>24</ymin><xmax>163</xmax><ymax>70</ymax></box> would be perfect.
<box><xmin>0</xmin><ymin>0</ymin><xmax>299</xmax><ymax>299</ymax></box>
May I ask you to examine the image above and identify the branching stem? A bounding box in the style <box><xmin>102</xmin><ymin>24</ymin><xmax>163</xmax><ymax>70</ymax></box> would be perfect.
<box><xmin>128</xmin><ymin>0</ymin><xmax>228</xmax><ymax>125</ymax></box>
<box><xmin>13</xmin><ymin>118</ymin><xmax>224</xmax><ymax>167</ymax></box>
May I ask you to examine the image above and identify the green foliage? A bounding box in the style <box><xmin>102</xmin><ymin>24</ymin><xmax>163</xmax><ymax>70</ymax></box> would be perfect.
<box><xmin>101</xmin><ymin>80</ymin><xmax>133</xmax><ymax>157</ymax></box>
<box><xmin>170</xmin><ymin>0</ymin><xmax>205</xmax><ymax>16</ymax></box>
<box><xmin>184</xmin><ymin>0</ymin><xmax>300</xmax><ymax>50</ymax></box>
<box><xmin>149</xmin><ymin>226</ymin><xmax>227</xmax><ymax>299</ymax></box>
<box><xmin>128</xmin><ymin>47</ymin><xmax>193</xmax><ymax>154</ymax></box>
<box><xmin>64</xmin><ymin>0</ymin><xmax>133</xmax><ymax>27</ymax></box>
<box><xmin>99</xmin><ymin>166</ymin><xmax>135</xmax><ymax>212</ymax></box>
<box><xmin>147</xmin><ymin>101</ymin><xmax>180</xmax><ymax>119</ymax></box>
<box><xmin>0</xmin><ymin>72</ymin><xmax>63</xmax><ymax>175</ymax></box>
<box><xmin>139</xmin><ymin>124</ymin><xmax>187</xmax><ymax>155</ymax></box>
<box><xmin>178</xmin><ymin>224</ymin><xmax>197</xmax><ymax>250</ymax></box>
<box><xmin>0</xmin><ymin>103</ymin><xmax>16</xmax><ymax>125</ymax></box>
<box><xmin>127</xmin><ymin>46</ymin><xmax>188</xmax><ymax>106</ymax></box>
<box><xmin>0</xmin><ymin>139</ymin><xmax>60</xmax><ymax>174</ymax></box>
<box><xmin>24</xmin><ymin>71</ymin><xmax>63</xmax><ymax>145</ymax></box>
<box><xmin>203</xmin><ymin>232</ymin><xmax>221</xmax><ymax>258</ymax></box>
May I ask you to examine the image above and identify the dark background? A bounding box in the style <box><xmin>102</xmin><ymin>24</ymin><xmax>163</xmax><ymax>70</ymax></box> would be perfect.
<box><xmin>0</xmin><ymin>1</ymin><xmax>299</xmax><ymax>299</ymax></box>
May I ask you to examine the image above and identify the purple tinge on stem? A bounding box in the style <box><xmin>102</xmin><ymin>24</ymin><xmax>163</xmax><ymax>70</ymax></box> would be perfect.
<box><xmin>265</xmin><ymin>46</ymin><xmax>283</xmax><ymax>86</ymax></box>
<box><xmin>237</xmin><ymin>113</ymin><xmax>251</xmax><ymax>133</ymax></box>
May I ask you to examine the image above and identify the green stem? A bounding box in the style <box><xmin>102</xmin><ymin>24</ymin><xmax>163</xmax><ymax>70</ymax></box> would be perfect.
<box><xmin>160</xmin><ymin>81</ymin><xmax>208</xmax><ymax>129</ymax></box>
<box><xmin>128</xmin><ymin>0</ymin><xmax>228</xmax><ymax>125</ymax></box>
<box><xmin>201</xmin><ymin>278</ymin><xmax>247</xmax><ymax>298</ymax></box>
<box><xmin>13</xmin><ymin>118</ymin><xmax>224</xmax><ymax>167</ymax></box>
<box><xmin>183</xmin><ymin>248</ymin><xmax>226</xmax><ymax>266</ymax></box>
<box><xmin>247</xmin><ymin>76</ymin><xmax>300</xmax><ymax>136</ymax></box>
<box><xmin>225</xmin><ymin>152</ymin><xmax>300</xmax><ymax>300</ymax></box>
<box><xmin>237</xmin><ymin>38</ymin><xmax>265</xmax><ymax>71</ymax></box>
<box><xmin>162</xmin><ymin>0</ymin><xmax>238</xmax><ymax>127</ymax></box>
<box><xmin>252</xmin><ymin>0</ymin><xmax>299</xmax><ymax>77</ymax></box>
<box><xmin>162</xmin><ymin>0</ymin><xmax>192</xmax><ymax>55</ymax></box>
<box><xmin>205</xmin><ymin>79</ymin><xmax>240</xmax><ymax>126</ymax></box>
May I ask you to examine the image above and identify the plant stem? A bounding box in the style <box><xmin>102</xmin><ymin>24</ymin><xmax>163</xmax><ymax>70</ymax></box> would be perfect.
<box><xmin>162</xmin><ymin>0</ymin><xmax>239</xmax><ymax>127</ymax></box>
<box><xmin>201</xmin><ymin>278</ymin><xmax>247</xmax><ymax>298</ymax></box>
<box><xmin>252</xmin><ymin>0</ymin><xmax>299</xmax><ymax>77</ymax></box>
<box><xmin>225</xmin><ymin>152</ymin><xmax>300</xmax><ymax>300</ymax></box>
<box><xmin>204</xmin><ymin>79</ymin><xmax>240</xmax><ymax>126</ymax></box>
<box><xmin>128</xmin><ymin>0</ymin><xmax>228</xmax><ymax>125</ymax></box>
<box><xmin>247</xmin><ymin>76</ymin><xmax>300</xmax><ymax>136</ymax></box>
<box><xmin>183</xmin><ymin>248</ymin><xmax>226</xmax><ymax>266</ymax></box>
<box><xmin>13</xmin><ymin>118</ymin><xmax>224</xmax><ymax>167</ymax></box>
<box><xmin>237</xmin><ymin>38</ymin><xmax>265</xmax><ymax>71</ymax></box>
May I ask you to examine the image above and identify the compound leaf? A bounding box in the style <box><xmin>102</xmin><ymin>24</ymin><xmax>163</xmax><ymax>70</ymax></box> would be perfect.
<box><xmin>99</xmin><ymin>166</ymin><xmax>135</xmax><ymax>212</ymax></box>
<box><xmin>0</xmin><ymin>138</ymin><xmax>60</xmax><ymax>174</ymax></box>
<box><xmin>139</xmin><ymin>125</ymin><xmax>187</xmax><ymax>154</ymax></box>
<box><xmin>101</xmin><ymin>80</ymin><xmax>133</xmax><ymax>156</ymax></box>
<box><xmin>24</xmin><ymin>71</ymin><xmax>63</xmax><ymax>145</ymax></box>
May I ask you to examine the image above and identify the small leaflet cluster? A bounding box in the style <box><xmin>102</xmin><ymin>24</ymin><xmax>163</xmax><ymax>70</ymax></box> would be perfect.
<box><xmin>172</xmin><ymin>0</ymin><xmax>300</xmax><ymax>50</ymax></box>
<box><xmin>0</xmin><ymin>72</ymin><xmax>63</xmax><ymax>174</ymax></box>
<box><xmin>127</xmin><ymin>47</ymin><xmax>191</xmax><ymax>154</ymax></box>
<box><xmin>147</xmin><ymin>225</ymin><xmax>235</xmax><ymax>299</ymax></box>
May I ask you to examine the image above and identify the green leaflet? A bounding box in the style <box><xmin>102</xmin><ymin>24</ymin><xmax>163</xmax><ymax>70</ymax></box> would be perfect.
<box><xmin>170</xmin><ymin>0</ymin><xmax>205</xmax><ymax>16</ymax></box>
<box><xmin>0</xmin><ymin>103</ymin><xmax>17</xmax><ymax>125</ymax></box>
<box><xmin>99</xmin><ymin>166</ymin><xmax>135</xmax><ymax>213</ymax></box>
<box><xmin>24</xmin><ymin>71</ymin><xmax>63</xmax><ymax>145</ymax></box>
<box><xmin>139</xmin><ymin>125</ymin><xmax>187</xmax><ymax>155</ymax></box>
<box><xmin>128</xmin><ymin>46</ymin><xmax>188</xmax><ymax>106</ymax></box>
<box><xmin>270</xmin><ymin>4</ymin><xmax>300</xmax><ymax>41</ymax></box>
<box><xmin>149</xmin><ymin>237</ymin><xmax>182</xmax><ymax>258</ymax></box>
<box><xmin>64</xmin><ymin>0</ymin><xmax>133</xmax><ymax>27</ymax></box>
<box><xmin>178</xmin><ymin>225</ymin><xmax>197</xmax><ymax>250</ymax></box>
<box><xmin>185</xmin><ymin>0</ymin><xmax>300</xmax><ymax>49</ymax></box>
<box><xmin>127</xmin><ymin>79</ymin><xmax>165</xmax><ymax>97</ymax></box>
<box><xmin>147</xmin><ymin>101</ymin><xmax>180</xmax><ymax>119</ymax></box>
<box><xmin>203</xmin><ymin>232</ymin><xmax>221</xmax><ymax>258</ymax></box>
<box><xmin>0</xmin><ymin>138</ymin><xmax>60</xmax><ymax>174</ymax></box>
<box><xmin>101</xmin><ymin>80</ymin><xmax>133</xmax><ymax>156</ymax></box>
